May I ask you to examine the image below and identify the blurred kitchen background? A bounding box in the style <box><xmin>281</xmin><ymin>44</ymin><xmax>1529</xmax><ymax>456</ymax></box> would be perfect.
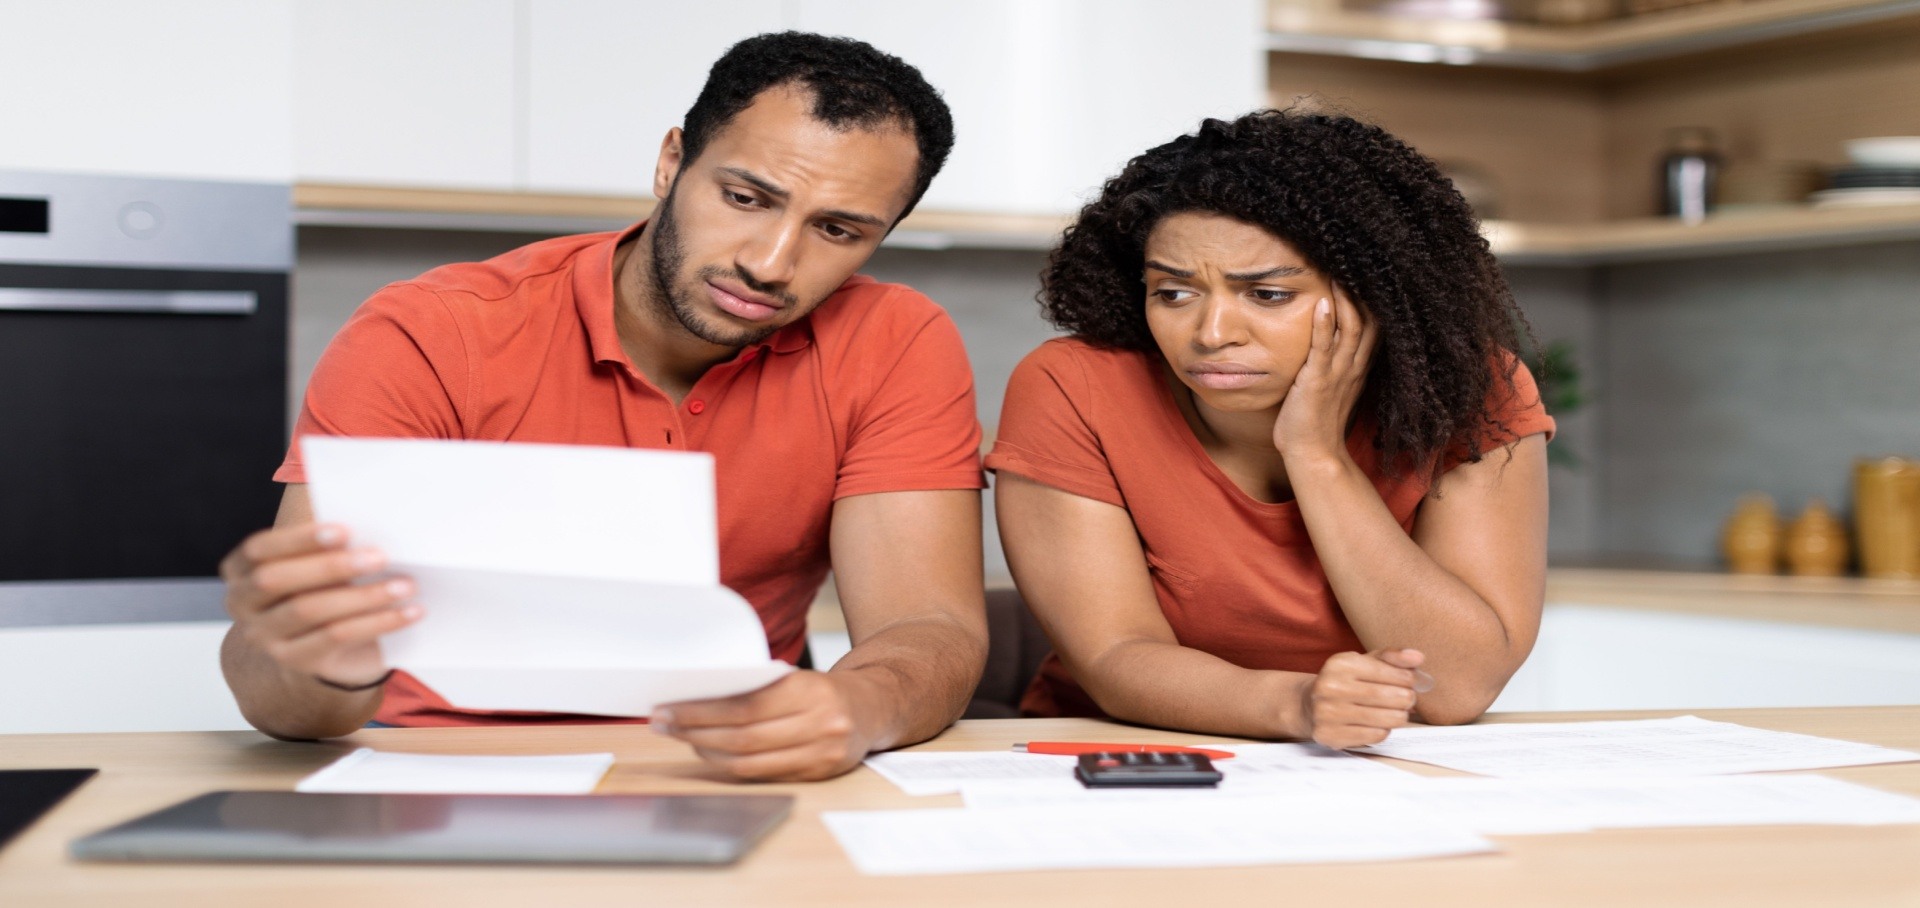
<box><xmin>4</xmin><ymin>0</ymin><xmax>1918</xmax><ymax>732</ymax></box>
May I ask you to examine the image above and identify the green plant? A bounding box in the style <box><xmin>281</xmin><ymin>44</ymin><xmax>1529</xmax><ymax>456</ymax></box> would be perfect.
<box><xmin>1522</xmin><ymin>339</ymin><xmax>1588</xmax><ymax>469</ymax></box>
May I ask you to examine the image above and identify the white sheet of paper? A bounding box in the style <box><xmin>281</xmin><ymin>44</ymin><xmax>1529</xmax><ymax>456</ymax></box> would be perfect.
<box><xmin>1213</xmin><ymin>742</ymin><xmax>1427</xmax><ymax>779</ymax></box>
<box><xmin>822</xmin><ymin>797</ymin><xmax>1496</xmax><ymax>875</ymax></box>
<box><xmin>295</xmin><ymin>748</ymin><xmax>615</xmax><ymax>795</ymax></box>
<box><xmin>865</xmin><ymin>743</ymin><xmax>1418</xmax><ymax>797</ymax></box>
<box><xmin>1359</xmin><ymin>715</ymin><xmax>1920</xmax><ymax>778</ymax></box>
<box><xmin>863</xmin><ymin>751</ymin><xmax>1078</xmax><ymax>796</ymax></box>
<box><xmin>960</xmin><ymin>773</ymin><xmax>1920</xmax><ymax>836</ymax></box>
<box><xmin>302</xmin><ymin>437</ymin><xmax>791</xmax><ymax>716</ymax></box>
<box><xmin>1377</xmin><ymin>775</ymin><xmax>1920</xmax><ymax>834</ymax></box>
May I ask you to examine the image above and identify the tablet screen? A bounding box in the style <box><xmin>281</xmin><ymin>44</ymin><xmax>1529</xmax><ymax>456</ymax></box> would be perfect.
<box><xmin>71</xmin><ymin>790</ymin><xmax>792</xmax><ymax>865</ymax></box>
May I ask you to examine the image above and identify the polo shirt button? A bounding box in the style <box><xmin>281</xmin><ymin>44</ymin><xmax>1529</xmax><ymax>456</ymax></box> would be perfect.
<box><xmin>688</xmin><ymin>399</ymin><xmax>706</xmax><ymax>415</ymax></box>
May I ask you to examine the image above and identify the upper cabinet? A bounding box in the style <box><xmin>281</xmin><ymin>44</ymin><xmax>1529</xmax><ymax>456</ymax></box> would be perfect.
<box><xmin>0</xmin><ymin>0</ymin><xmax>294</xmax><ymax>182</ymax></box>
<box><xmin>521</xmin><ymin>0</ymin><xmax>1267</xmax><ymax>214</ymax></box>
<box><xmin>789</xmin><ymin>0</ymin><xmax>1268</xmax><ymax>215</ymax></box>
<box><xmin>293</xmin><ymin>0</ymin><xmax>519</xmax><ymax>190</ymax></box>
<box><xmin>524</xmin><ymin>1</ymin><xmax>786</xmax><ymax>196</ymax></box>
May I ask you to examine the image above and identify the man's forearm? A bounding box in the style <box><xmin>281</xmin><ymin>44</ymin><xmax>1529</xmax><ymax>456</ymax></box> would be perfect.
<box><xmin>827</xmin><ymin>613</ymin><xmax>986</xmax><ymax>752</ymax></box>
<box><xmin>219</xmin><ymin>627</ymin><xmax>382</xmax><ymax>740</ymax></box>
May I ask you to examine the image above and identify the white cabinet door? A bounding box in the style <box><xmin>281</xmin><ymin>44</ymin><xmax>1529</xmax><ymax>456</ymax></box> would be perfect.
<box><xmin>791</xmin><ymin>0</ymin><xmax>1266</xmax><ymax>215</ymax></box>
<box><xmin>0</xmin><ymin>622</ymin><xmax>249</xmax><ymax>734</ymax></box>
<box><xmin>524</xmin><ymin>0</ymin><xmax>784</xmax><ymax>196</ymax></box>
<box><xmin>1491</xmin><ymin>604</ymin><xmax>1920</xmax><ymax>712</ymax></box>
<box><xmin>0</xmin><ymin>0</ymin><xmax>294</xmax><ymax>182</ymax></box>
<box><xmin>293</xmin><ymin>0</ymin><xmax>518</xmax><ymax>189</ymax></box>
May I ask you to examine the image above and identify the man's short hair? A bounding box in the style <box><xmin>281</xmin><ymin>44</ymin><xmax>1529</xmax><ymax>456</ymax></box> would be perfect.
<box><xmin>680</xmin><ymin>31</ymin><xmax>955</xmax><ymax>222</ymax></box>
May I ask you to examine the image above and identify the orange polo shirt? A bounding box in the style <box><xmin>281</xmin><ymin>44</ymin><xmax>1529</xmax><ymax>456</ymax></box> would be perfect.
<box><xmin>276</xmin><ymin>223</ymin><xmax>985</xmax><ymax>726</ymax></box>
<box><xmin>984</xmin><ymin>338</ymin><xmax>1554</xmax><ymax>719</ymax></box>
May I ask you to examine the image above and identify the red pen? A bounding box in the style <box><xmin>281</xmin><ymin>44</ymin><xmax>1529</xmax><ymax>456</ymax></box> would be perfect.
<box><xmin>1013</xmin><ymin>742</ymin><xmax>1236</xmax><ymax>760</ymax></box>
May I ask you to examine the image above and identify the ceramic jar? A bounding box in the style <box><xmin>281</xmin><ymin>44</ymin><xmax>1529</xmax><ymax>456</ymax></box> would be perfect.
<box><xmin>1784</xmin><ymin>498</ymin><xmax>1850</xmax><ymax>577</ymax></box>
<box><xmin>1854</xmin><ymin>457</ymin><xmax>1920</xmax><ymax>579</ymax></box>
<box><xmin>1721</xmin><ymin>493</ymin><xmax>1782</xmax><ymax>575</ymax></box>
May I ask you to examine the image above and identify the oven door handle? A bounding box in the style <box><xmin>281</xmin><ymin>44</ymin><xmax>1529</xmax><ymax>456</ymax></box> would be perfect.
<box><xmin>0</xmin><ymin>287</ymin><xmax>256</xmax><ymax>314</ymax></box>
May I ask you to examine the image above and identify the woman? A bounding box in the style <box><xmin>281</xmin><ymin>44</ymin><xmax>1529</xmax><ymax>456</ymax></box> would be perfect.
<box><xmin>986</xmin><ymin>109</ymin><xmax>1554</xmax><ymax>748</ymax></box>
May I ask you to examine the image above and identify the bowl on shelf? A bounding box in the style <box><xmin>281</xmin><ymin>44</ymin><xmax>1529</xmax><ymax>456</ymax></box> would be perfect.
<box><xmin>1845</xmin><ymin>137</ymin><xmax>1920</xmax><ymax>169</ymax></box>
<box><xmin>1809</xmin><ymin>187</ymin><xmax>1920</xmax><ymax>209</ymax></box>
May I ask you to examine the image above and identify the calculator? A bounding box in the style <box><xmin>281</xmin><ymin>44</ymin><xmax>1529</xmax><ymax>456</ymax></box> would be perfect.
<box><xmin>1074</xmin><ymin>751</ymin><xmax>1224</xmax><ymax>788</ymax></box>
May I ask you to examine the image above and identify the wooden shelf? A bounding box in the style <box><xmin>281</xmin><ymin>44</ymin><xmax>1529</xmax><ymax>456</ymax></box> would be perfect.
<box><xmin>1485</xmin><ymin>204</ymin><xmax>1920</xmax><ymax>264</ymax></box>
<box><xmin>294</xmin><ymin>184</ymin><xmax>1920</xmax><ymax>265</ymax></box>
<box><xmin>1548</xmin><ymin>566</ymin><xmax>1920</xmax><ymax>634</ymax></box>
<box><xmin>292</xmin><ymin>183</ymin><xmax>1069</xmax><ymax>251</ymax></box>
<box><xmin>1266</xmin><ymin>0</ymin><xmax>1920</xmax><ymax>70</ymax></box>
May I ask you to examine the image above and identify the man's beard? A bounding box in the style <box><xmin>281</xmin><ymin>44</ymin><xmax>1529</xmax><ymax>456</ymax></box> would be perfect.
<box><xmin>647</xmin><ymin>189</ymin><xmax>800</xmax><ymax>349</ymax></box>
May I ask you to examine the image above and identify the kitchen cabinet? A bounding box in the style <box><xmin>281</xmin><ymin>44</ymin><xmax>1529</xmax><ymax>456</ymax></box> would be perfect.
<box><xmin>1493</xmin><ymin>569</ymin><xmax>1920</xmax><ymax>711</ymax></box>
<box><xmin>524</xmin><ymin>0</ymin><xmax>785</xmax><ymax>196</ymax></box>
<box><xmin>1493</xmin><ymin>603</ymin><xmax>1920</xmax><ymax>711</ymax></box>
<box><xmin>0</xmin><ymin>621</ymin><xmax>247</xmax><ymax>734</ymax></box>
<box><xmin>293</xmin><ymin>0</ymin><xmax>519</xmax><ymax>190</ymax></box>
<box><xmin>0</xmin><ymin>0</ymin><xmax>294</xmax><ymax>182</ymax></box>
<box><xmin>791</xmin><ymin>0</ymin><xmax>1267</xmax><ymax>216</ymax></box>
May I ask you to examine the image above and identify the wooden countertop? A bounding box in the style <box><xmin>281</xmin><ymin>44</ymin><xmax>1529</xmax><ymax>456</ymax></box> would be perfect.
<box><xmin>807</xmin><ymin>568</ymin><xmax>1920</xmax><ymax>637</ymax></box>
<box><xmin>1547</xmin><ymin>567</ymin><xmax>1920</xmax><ymax>635</ymax></box>
<box><xmin>4</xmin><ymin>708</ymin><xmax>1919</xmax><ymax>907</ymax></box>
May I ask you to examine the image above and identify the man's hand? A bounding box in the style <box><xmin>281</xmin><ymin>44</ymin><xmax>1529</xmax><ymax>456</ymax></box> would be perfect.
<box><xmin>220</xmin><ymin>521</ymin><xmax>421</xmax><ymax>689</ymax></box>
<box><xmin>1294</xmin><ymin>648</ymin><xmax>1426</xmax><ymax>749</ymax></box>
<box><xmin>651</xmin><ymin>670</ymin><xmax>873</xmax><ymax>782</ymax></box>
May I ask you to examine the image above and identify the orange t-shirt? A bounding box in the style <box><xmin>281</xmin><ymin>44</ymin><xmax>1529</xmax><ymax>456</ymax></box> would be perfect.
<box><xmin>276</xmin><ymin>223</ymin><xmax>985</xmax><ymax>726</ymax></box>
<box><xmin>983</xmin><ymin>337</ymin><xmax>1555</xmax><ymax>719</ymax></box>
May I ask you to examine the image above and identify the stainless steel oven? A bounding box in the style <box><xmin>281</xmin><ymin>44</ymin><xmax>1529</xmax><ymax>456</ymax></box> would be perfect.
<box><xmin>0</xmin><ymin>171</ymin><xmax>290</xmax><ymax>626</ymax></box>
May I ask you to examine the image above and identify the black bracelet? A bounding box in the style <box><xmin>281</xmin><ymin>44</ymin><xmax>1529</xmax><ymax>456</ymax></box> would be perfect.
<box><xmin>314</xmin><ymin>669</ymin><xmax>395</xmax><ymax>693</ymax></box>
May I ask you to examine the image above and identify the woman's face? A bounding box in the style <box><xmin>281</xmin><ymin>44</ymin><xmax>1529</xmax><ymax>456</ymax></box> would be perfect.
<box><xmin>1142</xmin><ymin>212</ymin><xmax>1333</xmax><ymax>414</ymax></box>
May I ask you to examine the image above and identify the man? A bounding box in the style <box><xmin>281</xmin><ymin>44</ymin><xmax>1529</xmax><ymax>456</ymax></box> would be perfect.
<box><xmin>219</xmin><ymin>32</ymin><xmax>987</xmax><ymax>782</ymax></box>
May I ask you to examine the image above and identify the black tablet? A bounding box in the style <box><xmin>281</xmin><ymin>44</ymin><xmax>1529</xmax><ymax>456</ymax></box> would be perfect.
<box><xmin>1</xmin><ymin>768</ymin><xmax>98</xmax><ymax>850</ymax></box>
<box><xmin>71</xmin><ymin>790</ymin><xmax>791</xmax><ymax>866</ymax></box>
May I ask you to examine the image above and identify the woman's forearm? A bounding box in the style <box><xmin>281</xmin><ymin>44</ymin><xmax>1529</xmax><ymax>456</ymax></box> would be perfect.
<box><xmin>1285</xmin><ymin>453</ymin><xmax>1523</xmax><ymax>722</ymax></box>
<box><xmin>1076</xmin><ymin>638</ymin><xmax>1314</xmax><ymax>740</ymax></box>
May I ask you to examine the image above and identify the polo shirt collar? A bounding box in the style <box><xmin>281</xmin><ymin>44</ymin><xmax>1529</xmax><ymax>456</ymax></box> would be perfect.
<box><xmin>575</xmin><ymin>220</ymin><xmax>815</xmax><ymax>369</ymax></box>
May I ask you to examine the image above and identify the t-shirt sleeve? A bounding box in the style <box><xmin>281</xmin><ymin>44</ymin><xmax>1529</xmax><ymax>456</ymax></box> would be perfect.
<box><xmin>833</xmin><ymin>309</ymin><xmax>986</xmax><ymax>499</ymax></box>
<box><xmin>983</xmin><ymin>342</ymin><xmax>1125</xmax><ymax>509</ymax></box>
<box><xmin>1442</xmin><ymin>351</ymin><xmax>1557</xmax><ymax>472</ymax></box>
<box><xmin>273</xmin><ymin>283</ymin><xmax>469</xmax><ymax>483</ymax></box>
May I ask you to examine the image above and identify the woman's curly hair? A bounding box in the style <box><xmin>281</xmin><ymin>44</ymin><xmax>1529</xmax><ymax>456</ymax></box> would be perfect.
<box><xmin>1040</xmin><ymin>107</ymin><xmax>1529</xmax><ymax>474</ymax></box>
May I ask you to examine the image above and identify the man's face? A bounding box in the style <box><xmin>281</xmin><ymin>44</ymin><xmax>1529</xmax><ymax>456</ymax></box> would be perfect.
<box><xmin>646</xmin><ymin>84</ymin><xmax>921</xmax><ymax>348</ymax></box>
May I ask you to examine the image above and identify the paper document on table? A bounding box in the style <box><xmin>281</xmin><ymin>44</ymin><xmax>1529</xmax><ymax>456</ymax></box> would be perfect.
<box><xmin>823</xmin><ymin>797</ymin><xmax>1496</xmax><ymax>875</ymax></box>
<box><xmin>960</xmin><ymin>774</ymin><xmax>1920</xmax><ymax>835</ymax></box>
<box><xmin>302</xmin><ymin>437</ymin><xmax>791</xmax><ymax>716</ymax></box>
<box><xmin>1360</xmin><ymin>715</ymin><xmax>1920</xmax><ymax>778</ymax></box>
<box><xmin>1214</xmin><ymin>742</ymin><xmax>1427</xmax><ymax>779</ymax></box>
<box><xmin>296</xmin><ymin>748</ymin><xmax>615</xmax><ymax>795</ymax></box>
<box><xmin>866</xmin><ymin>742</ymin><xmax>1418</xmax><ymax>797</ymax></box>
<box><xmin>864</xmin><ymin>751</ymin><xmax>1078</xmax><ymax>796</ymax></box>
<box><xmin>1377</xmin><ymin>774</ymin><xmax>1920</xmax><ymax>834</ymax></box>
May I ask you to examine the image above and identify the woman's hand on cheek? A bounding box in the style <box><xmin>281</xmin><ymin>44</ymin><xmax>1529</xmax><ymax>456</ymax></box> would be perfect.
<box><xmin>1271</xmin><ymin>283</ymin><xmax>1377</xmax><ymax>465</ymax></box>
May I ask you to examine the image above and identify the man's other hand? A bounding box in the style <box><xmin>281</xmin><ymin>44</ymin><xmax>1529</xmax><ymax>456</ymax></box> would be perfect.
<box><xmin>651</xmin><ymin>670</ymin><xmax>872</xmax><ymax>782</ymax></box>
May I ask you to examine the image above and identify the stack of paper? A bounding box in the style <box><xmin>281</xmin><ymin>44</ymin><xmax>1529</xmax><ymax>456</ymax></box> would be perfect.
<box><xmin>296</xmin><ymin>748</ymin><xmax>615</xmax><ymax>795</ymax></box>
<box><xmin>302</xmin><ymin>437</ymin><xmax>792</xmax><ymax>717</ymax></box>
<box><xmin>826</xmin><ymin>721</ymin><xmax>1920</xmax><ymax>875</ymax></box>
